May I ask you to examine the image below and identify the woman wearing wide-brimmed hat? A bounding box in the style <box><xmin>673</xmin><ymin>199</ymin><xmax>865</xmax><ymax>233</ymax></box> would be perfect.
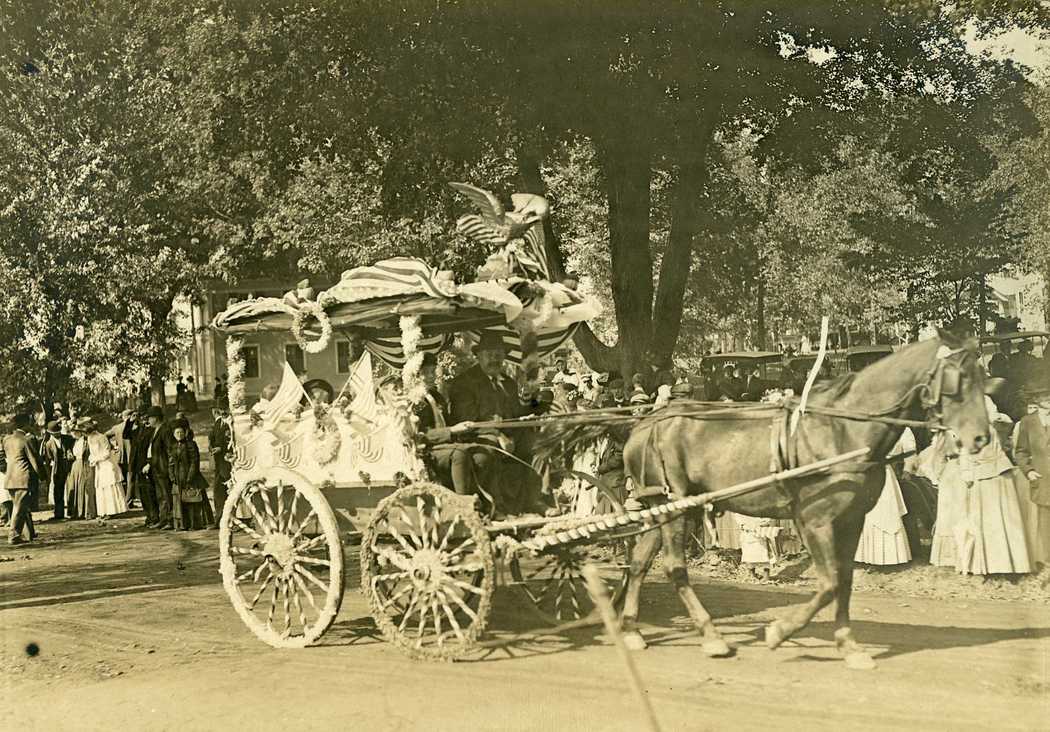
<box><xmin>65</xmin><ymin>418</ymin><xmax>97</xmax><ymax>520</ymax></box>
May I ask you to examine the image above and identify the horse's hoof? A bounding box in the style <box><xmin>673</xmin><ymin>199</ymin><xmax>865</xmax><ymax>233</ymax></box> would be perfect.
<box><xmin>844</xmin><ymin>652</ymin><xmax>876</xmax><ymax>671</ymax></box>
<box><xmin>765</xmin><ymin>621</ymin><xmax>787</xmax><ymax>650</ymax></box>
<box><xmin>623</xmin><ymin>631</ymin><xmax>648</xmax><ymax>651</ymax></box>
<box><xmin>701</xmin><ymin>639</ymin><xmax>733</xmax><ymax>658</ymax></box>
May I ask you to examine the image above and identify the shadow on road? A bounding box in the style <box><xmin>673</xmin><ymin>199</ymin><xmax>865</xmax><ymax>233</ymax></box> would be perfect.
<box><xmin>0</xmin><ymin>526</ymin><xmax>218</xmax><ymax>611</ymax></box>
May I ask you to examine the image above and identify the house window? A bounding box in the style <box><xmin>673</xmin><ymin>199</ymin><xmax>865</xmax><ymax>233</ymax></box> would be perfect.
<box><xmin>242</xmin><ymin>345</ymin><xmax>260</xmax><ymax>379</ymax></box>
<box><xmin>285</xmin><ymin>343</ymin><xmax>306</xmax><ymax>375</ymax></box>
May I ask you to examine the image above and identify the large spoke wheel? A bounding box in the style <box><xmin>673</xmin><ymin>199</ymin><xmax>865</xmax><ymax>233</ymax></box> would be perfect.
<box><xmin>219</xmin><ymin>477</ymin><xmax>344</xmax><ymax>648</ymax></box>
<box><xmin>509</xmin><ymin>546</ymin><xmax>628</xmax><ymax>626</ymax></box>
<box><xmin>361</xmin><ymin>482</ymin><xmax>494</xmax><ymax>661</ymax></box>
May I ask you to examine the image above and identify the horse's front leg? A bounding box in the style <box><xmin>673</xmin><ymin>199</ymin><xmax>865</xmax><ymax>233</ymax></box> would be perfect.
<box><xmin>660</xmin><ymin>515</ymin><xmax>732</xmax><ymax>657</ymax></box>
<box><xmin>830</xmin><ymin>497</ymin><xmax>876</xmax><ymax>670</ymax></box>
<box><xmin>620</xmin><ymin>524</ymin><xmax>662</xmax><ymax>651</ymax></box>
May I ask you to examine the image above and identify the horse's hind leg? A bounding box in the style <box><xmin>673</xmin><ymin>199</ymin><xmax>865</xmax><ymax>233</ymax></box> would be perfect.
<box><xmin>661</xmin><ymin>515</ymin><xmax>732</xmax><ymax>657</ymax></box>
<box><xmin>620</xmin><ymin>524</ymin><xmax>662</xmax><ymax>651</ymax></box>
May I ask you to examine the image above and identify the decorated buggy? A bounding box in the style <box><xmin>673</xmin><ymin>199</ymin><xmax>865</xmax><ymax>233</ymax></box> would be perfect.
<box><xmin>210</xmin><ymin>184</ymin><xmax>636</xmax><ymax>659</ymax></box>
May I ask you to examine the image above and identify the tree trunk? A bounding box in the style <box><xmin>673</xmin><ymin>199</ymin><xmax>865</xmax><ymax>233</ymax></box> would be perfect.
<box><xmin>147</xmin><ymin>296</ymin><xmax>176</xmax><ymax>408</ymax></box>
<box><xmin>596</xmin><ymin>139</ymin><xmax>653</xmax><ymax>379</ymax></box>
<box><xmin>755</xmin><ymin>275</ymin><xmax>766</xmax><ymax>350</ymax></box>
<box><xmin>649</xmin><ymin>137</ymin><xmax>709</xmax><ymax>364</ymax></box>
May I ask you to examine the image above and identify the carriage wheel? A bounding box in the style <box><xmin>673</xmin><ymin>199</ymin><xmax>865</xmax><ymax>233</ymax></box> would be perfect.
<box><xmin>509</xmin><ymin>546</ymin><xmax>628</xmax><ymax>626</ymax></box>
<box><xmin>219</xmin><ymin>477</ymin><xmax>344</xmax><ymax>648</ymax></box>
<box><xmin>361</xmin><ymin>482</ymin><xmax>494</xmax><ymax>661</ymax></box>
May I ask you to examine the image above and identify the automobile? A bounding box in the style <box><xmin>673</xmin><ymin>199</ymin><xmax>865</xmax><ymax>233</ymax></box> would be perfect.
<box><xmin>781</xmin><ymin>354</ymin><xmax>835</xmax><ymax>393</ymax></box>
<box><xmin>843</xmin><ymin>344</ymin><xmax>894</xmax><ymax>373</ymax></box>
<box><xmin>980</xmin><ymin>330</ymin><xmax>1049</xmax><ymax>361</ymax></box>
<box><xmin>702</xmin><ymin>351</ymin><xmax>784</xmax><ymax>400</ymax></box>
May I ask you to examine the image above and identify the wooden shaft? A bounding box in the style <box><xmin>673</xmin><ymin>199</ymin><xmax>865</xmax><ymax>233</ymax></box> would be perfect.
<box><xmin>581</xmin><ymin>565</ymin><xmax>661</xmax><ymax>732</ymax></box>
<box><xmin>523</xmin><ymin>447</ymin><xmax>871</xmax><ymax>552</ymax></box>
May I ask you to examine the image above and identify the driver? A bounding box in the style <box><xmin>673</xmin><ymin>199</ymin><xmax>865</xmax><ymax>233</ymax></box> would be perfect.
<box><xmin>422</xmin><ymin>331</ymin><xmax>529</xmax><ymax>513</ymax></box>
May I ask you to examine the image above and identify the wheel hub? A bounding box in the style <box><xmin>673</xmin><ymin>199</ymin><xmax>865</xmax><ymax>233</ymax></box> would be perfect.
<box><xmin>263</xmin><ymin>533</ymin><xmax>297</xmax><ymax>576</ymax></box>
<box><xmin>407</xmin><ymin>548</ymin><xmax>448</xmax><ymax>593</ymax></box>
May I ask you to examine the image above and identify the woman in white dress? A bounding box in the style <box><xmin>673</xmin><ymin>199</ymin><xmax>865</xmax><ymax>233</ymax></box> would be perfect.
<box><xmin>925</xmin><ymin>399</ymin><xmax>1030</xmax><ymax>574</ymax></box>
<box><xmin>855</xmin><ymin>429</ymin><xmax>914</xmax><ymax>565</ymax></box>
<box><xmin>85</xmin><ymin>420</ymin><xmax>126</xmax><ymax>519</ymax></box>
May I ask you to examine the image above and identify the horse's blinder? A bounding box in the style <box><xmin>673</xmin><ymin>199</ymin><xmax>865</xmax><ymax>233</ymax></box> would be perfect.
<box><xmin>920</xmin><ymin>347</ymin><xmax>971</xmax><ymax>426</ymax></box>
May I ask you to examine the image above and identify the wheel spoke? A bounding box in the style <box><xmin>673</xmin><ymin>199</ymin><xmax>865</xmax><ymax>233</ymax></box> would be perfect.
<box><xmin>267</xmin><ymin>578</ymin><xmax>279</xmax><ymax>625</ymax></box>
<box><xmin>445</xmin><ymin>536</ymin><xmax>476</xmax><ymax>560</ymax></box>
<box><xmin>295</xmin><ymin>565</ymin><xmax>330</xmax><ymax>595</ymax></box>
<box><xmin>398</xmin><ymin>592</ymin><xmax>421</xmax><ymax>632</ymax></box>
<box><xmin>292</xmin><ymin>572</ymin><xmax>321</xmax><ymax>614</ymax></box>
<box><xmin>286</xmin><ymin>489</ymin><xmax>302</xmax><ymax>535</ymax></box>
<box><xmin>443</xmin><ymin>585</ymin><xmax>479</xmax><ymax>622</ymax></box>
<box><xmin>242</xmin><ymin>494</ymin><xmax>271</xmax><ymax>535</ymax></box>
<box><xmin>294</xmin><ymin>534</ymin><xmax>328</xmax><ymax>553</ymax></box>
<box><xmin>415</xmin><ymin>601</ymin><xmax>429</xmax><ymax>642</ymax></box>
<box><xmin>450</xmin><ymin>578</ymin><xmax>484</xmax><ymax>596</ymax></box>
<box><xmin>231</xmin><ymin>515</ymin><xmax>264</xmax><ymax>541</ymax></box>
<box><xmin>295</xmin><ymin>555</ymin><xmax>331</xmax><ymax>568</ymax></box>
<box><xmin>397</xmin><ymin>504</ymin><xmax>425</xmax><ymax>549</ymax></box>
<box><xmin>259</xmin><ymin>485</ymin><xmax>279</xmax><ymax>532</ymax></box>
<box><xmin>247</xmin><ymin>570</ymin><xmax>275</xmax><ymax>610</ymax></box>
<box><xmin>280</xmin><ymin>578</ymin><xmax>292</xmax><ymax>637</ymax></box>
<box><xmin>432</xmin><ymin>599</ymin><xmax>443</xmax><ymax>647</ymax></box>
<box><xmin>231</xmin><ymin>546</ymin><xmax>265</xmax><ymax>557</ymax></box>
<box><xmin>436</xmin><ymin>589</ymin><xmax>467</xmax><ymax>641</ymax></box>
<box><xmin>289</xmin><ymin>508</ymin><xmax>318</xmax><ymax>544</ymax></box>
<box><xmin>291</xmin><ymin>576</ymin><xmax>308</xmax><ymax>630</ymax></box>
<box><xmin>372</xmin><ymin>545</ymin><xmax>413</xmax><ymax>572</ymax></box>
<box><xmin>377</xmin><ymin>581</ymin><xmax>415</xmax><ymax>612</ymax></box>
<box><xmin>436</xmin><ymin>514</ymin><xmax>461</xmax><ymax>552</ymax></box>
<box><xmin>276</xmin><ymin>482</ymin><xmax>287</xmax><ymax>533</ymax></box>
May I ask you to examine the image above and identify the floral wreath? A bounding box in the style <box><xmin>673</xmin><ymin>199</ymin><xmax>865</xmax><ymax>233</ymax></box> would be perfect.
<box><xmin>292</xmin><ymin>301</ymin><xmax>333</xmax><ymax>354</ymax></box>
<box><xmin>307</xmin><ymin>406</ymin><xmax>342</xmax><ymax>466</ymax></box>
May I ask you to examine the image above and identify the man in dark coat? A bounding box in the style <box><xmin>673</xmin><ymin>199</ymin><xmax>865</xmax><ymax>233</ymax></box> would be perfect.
<box><xmin>140</xmin><ymin>406</ymin><xmax>173</xmax><ymax>529</ymax></box>
<box><xmin>3</xmin><ymin>413</ymin><xmax>41</xmax><ymax>544</ymax></box>
<box><xmin>208</xmin><ymin>405</ymin><xmax>233</xmax><ymax>529</ymax></box>
<box><xmin>39</xmin><ymin>420</ymin><xmax>73</xmax><ymax>521</ymax></box>
<box><xmin>425</xmin><ymin>332</ymin><xmax>530</xmax><ymax>513</ymax></box>
<box><xmin>1013</xmin><ymin>387</ymin><xmax>1050</xmax><ymax>568</ymax></box>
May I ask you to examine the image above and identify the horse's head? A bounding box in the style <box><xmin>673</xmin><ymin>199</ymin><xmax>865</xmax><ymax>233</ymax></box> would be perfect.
<box><xmin>927</xmin><ymin>328</ymin><xmax>990</xmax><ymax>454</ymax></box>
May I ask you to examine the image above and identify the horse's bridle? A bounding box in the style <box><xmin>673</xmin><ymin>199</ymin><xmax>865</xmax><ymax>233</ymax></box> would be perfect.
<box><xmin>909</xmin><ymin>345</ymin><xmax>974</xmax><ymax>430</ymax></box>
<box><xmin>842</xmin><ymin>343</ymin><xmax>974</xmax><ymax>432</ymax></box>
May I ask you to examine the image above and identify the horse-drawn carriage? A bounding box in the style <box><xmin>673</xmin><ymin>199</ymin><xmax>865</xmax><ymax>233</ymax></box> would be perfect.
<box><xmin>210</xmin><ymin>185</ymin><xmax>995</xmax><ymax>670</ymax></box>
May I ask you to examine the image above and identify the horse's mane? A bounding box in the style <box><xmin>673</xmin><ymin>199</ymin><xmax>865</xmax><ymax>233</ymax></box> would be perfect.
<box><xmin>804</xmin><ymin>372</ymin><xmax>858</xmax><ymax>403</ymax></box>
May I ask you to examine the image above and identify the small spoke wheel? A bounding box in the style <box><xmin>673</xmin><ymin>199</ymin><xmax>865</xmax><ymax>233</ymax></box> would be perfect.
<box><xmin>361</xmin><ymin>482</ymin><xmax>494</xmax><ymax>661</ymax></box>
<box><xmin>219</xmin><ymin>476</ymin><xmax>344</xmax><ymax>648</ymax></box>
<box><xmin>509</xmin><ymin>546</ymin><xmax>628</xmax><ymax>626</ymax></box>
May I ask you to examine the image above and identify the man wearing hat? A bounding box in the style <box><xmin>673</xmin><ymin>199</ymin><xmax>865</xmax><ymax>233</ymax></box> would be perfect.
<box><xmin>425</xmin><ymin>331</ymin><xmax>531</xmax><ymax>513</ymax></box>
<box><xmin>208</xmin><ymin>404</ymin><xmax>234</xmax><ymax>529</ymax></box>
<box><xmin>3</xmin><ymin>414</ymin><xmax>41</xmax><ymax>544</ymax></box>
<box><xmin>1013</xmin><ymin>385</ymin><xmax>1050</xmax><ymax>568</ymax></box>
<box><xmin>135</xmin><ymin>406</ymin><xmax>173</xmax><ymax>529</ymax></box>
<box><xmin>39</xmin><ymin>419</ymin><xmax>74</xmax><ymax>521</ymax></box>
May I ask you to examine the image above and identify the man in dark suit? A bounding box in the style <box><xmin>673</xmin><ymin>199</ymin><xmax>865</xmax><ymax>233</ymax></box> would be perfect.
<box><xmin>424</xmin><ymin>332</ymin><xmax>528</xmax><ymax>512</ymax></box>
<box><xmin>1013</xmin><ymin>387</ymin><xmax>1050</xmax><ymax>568</ymax></box>
<box><xmin>141</xmin><ymin>406</ymin><xmax>173</xmax><ymax>529</ymax></box>
<box><xmin>208</xmin><ymin>405</ymin><xmax>233</xmax><ymax>529</ymax></box>
<box><xmin>3</xmin><ymin>413</ymin><xmax>41</xmax><ymax>544</ymax></box>
<box><xmin>39</xmin><ymin>420</ymin><xmax>73</xmax><ymax>521</ymax></box>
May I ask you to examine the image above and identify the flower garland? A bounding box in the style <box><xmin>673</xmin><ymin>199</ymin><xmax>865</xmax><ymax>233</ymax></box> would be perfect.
<box><xmin>291</xmin><ymin>300</ymin><xmax>333</xmax><ymax>354</ymax></box>
<box><xmin>399</xmin><ymin>315</ymin><xmax>427</xmax><ymax>405</ymax></box>
<box><xmin>307</xmin><ymin>407</ymin><xmax>342</xmax><ymax>466</ymax></box>
<box><xmin>226</xmin><ymin>337</ymin><xmax>247</xmax><ymax>415</ymax></box>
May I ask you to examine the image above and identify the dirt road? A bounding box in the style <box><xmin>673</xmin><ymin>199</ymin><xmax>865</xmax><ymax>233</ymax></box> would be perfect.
<box><xmin>2</xmin><ymin>515</ymin><xmax>1048</xmax><ymax>731</ymax></box>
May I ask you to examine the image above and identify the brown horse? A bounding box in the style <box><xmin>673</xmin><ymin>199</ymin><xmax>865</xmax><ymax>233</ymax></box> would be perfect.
<box><xmin>620</xmin><ymin>330</ymin><xmax>990</xmax><ymax>669</ymax></box>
